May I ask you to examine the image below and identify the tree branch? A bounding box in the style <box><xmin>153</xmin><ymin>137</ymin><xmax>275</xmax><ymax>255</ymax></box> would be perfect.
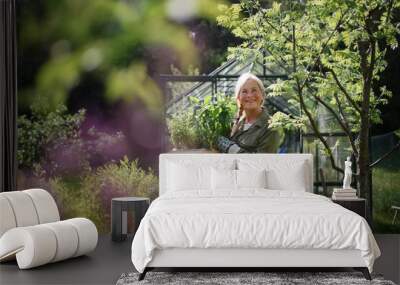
<box><xmin>258</xmin><ymin>6</ymin><xmax>359</xmax><ymax>122</ymax></box>
<box><xmin>328</xmin><ymin>68</ymin><xmax>362</xmax><ymax>113</ymax></box>
<box><xmin>246</xmin><ymin>5</ymin><xmax>294</xmax><ymax>75</ymax></box>
<box><xmin>297</xmin><ymin>84</ymin><xmax>344</xmax><ymax>173</ymax></box>
<box><xmin>386</xmin><ymin>0</ymin><xmax>394</xmax><ymax>24</ymax></box>
<box><xmin>300</xmin><ymin>8</ymin><xmax>351</xmax><ymax>91</ymax></box>
<box><xmin>261</xmin><ymin>12</ymin><xmax>308</xmax><ymax>51</ymax></box>
<box><xmin>262</xmin><ymin>44</ymin><xmax>292</xmax><ymax>74</ymax></box>
<box><xmin>292</xmin><ymin>25</ymin><xmax>343</xmax><ymax>173</ymax></box>
<box><xmin>332</xmin><ymin>91</ymin><xmax>359</xmax><ymax>157</ymax></box>
<box><xmin>309</xmin><ymin>88</ymin><xmax>359</xmax><ymax>157</ymax></box>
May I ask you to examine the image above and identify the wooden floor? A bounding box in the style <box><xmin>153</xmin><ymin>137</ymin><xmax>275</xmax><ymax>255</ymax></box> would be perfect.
<box><xmin>0</xmin><ymin>234</ymin><xmax>399</xmax><ymax>285</ymax></box>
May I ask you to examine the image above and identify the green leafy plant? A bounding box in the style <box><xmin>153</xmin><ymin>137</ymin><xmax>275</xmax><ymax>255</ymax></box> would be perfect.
<box><xmin>190</xmin><ymin>94</ymin><xmax>236</xmax><ymax>150</ymax></box>
<box><xmin>97</xmin><ymin>156</ymin><xmax>158</xmax><ymax>202</ymax></box>
<box><xmin>50</xmin><ymin>176</ymin><xmax>107</xmax><ymax>232</ymax></box>
<box><xmin>167</xmin><ymin>94</ymin><xmax>236</xmax><ymax>150</ymax></box>
<box><xmin>18</xmin><ymin>0</ymin><xmax>221</xmax><ymax>112</ymax></box>
<box><xmin>46</xmin><ymin>156</ymin><xmax>158</xmax><ymax>233</ymax></box>
<box><xmin>18</xmin><ymin>106</ymin><xmax>127</xmax><ymax>177</ymax></box>
<box><xmin>373</xmin><ymin>167</ymin><xmax>400</xmax><ymax>233</ymax></box>
<box><xmin>167</xmin><ymin>110</ymin><xmax>201</xmax><ymax>150</ymax></box>
<box><xmin>17</xmin><ymin>106</ymin><xmax>85</xmax><ymax>170</ymax></box>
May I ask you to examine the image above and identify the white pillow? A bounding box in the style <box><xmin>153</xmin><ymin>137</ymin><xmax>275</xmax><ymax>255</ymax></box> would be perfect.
<box><xmin>211</xmin><ymin>168</ymin><xmax>236</xmax><ymax>190</ymax></box>
<box><xmin>266</xmin><ymin>162</ymin><xmax>306</xmax><ymax>191</ymax></box>
<box><xmin>211</xmin><ymin>168</ymin><xmax>268</xmax><ymax>190</ymax></box>
<box><xmin>237</xmin><ymin>158</ymin><xmax>308</xmax><ymax>191</ymax></box>
<box><xmin>236</xmin><ymin>169</ymin><xmax>267</xmax><ymax>189</ymax></box>
<box><xmin>166</xmin><ymin>159</ymin><xmax>236</xmax><ymax>192</ymax></box>
<box><xmin>168</xmin><ymin>162</ymin><xmax>211</xmax><ymax>191</ymax></box>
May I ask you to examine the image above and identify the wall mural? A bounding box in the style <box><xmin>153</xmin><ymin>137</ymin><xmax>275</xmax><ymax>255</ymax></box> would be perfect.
<box><xmin>16</xmin><ymin>0</ymin><xmax>399</xmax><ymax>233</ymax></box>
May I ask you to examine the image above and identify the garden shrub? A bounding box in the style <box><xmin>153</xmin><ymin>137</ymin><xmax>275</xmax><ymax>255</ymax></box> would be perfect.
<box><xmin>18</xmin><ymin>106</ymin><xmax>127</xmax><ymax>177</ymax></box>
<box><xmin>17</xmin><ymin>106</ymin><xmax>84</xmax><ymax>170</ymax></box>
<box><xmin>167</xmin><ymin>111</ymin><xmax>201</xmax><ymax>150</ymax></box>
<box><xmin>96</xmin><ymin>157</ymin><xmax>158</xmax><ymax>226</ymax></box>
<box><xmin>168</xmin><ymin>94</ymin><xmax>236</xmax><ymax>150</ymax></box>
<box><xmin>44</xmin><ymin>127</ymin><xmax>126</xmax><ymax>177</ymax></box>
<box><xmin>17</xmin><ymin>106</ymin><xmax>155</xmax><ymax>233</ymax></box>
<box><xmin>47</xmin><ymin>156</ymin><xmax>158</xmax><ymax>233</ymax></box>
<box><xmin>191</xmin><ymin>94</ymin><xmax>236</xmax><ymax>150</ymax></box>
<box><xmin>50</xmin><ymin>176</ymin><xmax>106</xmax><ymax>231</ymax></box>
<box><xmin>84</xmin><ymin>127</ymin><xmax>126</xmax><ymax>167</ymax></box>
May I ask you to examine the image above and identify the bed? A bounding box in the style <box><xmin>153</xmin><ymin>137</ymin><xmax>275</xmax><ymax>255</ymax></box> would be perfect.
<box><xmin>131</xmin><ymin>153</ymin><xmax>380</xmax><ymax>280</ymax></box>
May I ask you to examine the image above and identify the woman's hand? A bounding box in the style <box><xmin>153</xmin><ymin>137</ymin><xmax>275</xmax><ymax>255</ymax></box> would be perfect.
<box><xmin>216</xmin><ymin>136</ymin><xmax>235</xmax><ymax>153</ymax></box>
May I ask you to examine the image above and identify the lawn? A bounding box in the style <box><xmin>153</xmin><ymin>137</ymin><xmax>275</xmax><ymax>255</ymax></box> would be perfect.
<box><xmin>373</xmin><ymin>167</ymin><xmax>400</xmax><ymax>233</ymax></box>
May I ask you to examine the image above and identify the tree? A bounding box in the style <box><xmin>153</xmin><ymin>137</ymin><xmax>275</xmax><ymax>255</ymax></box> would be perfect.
<box><xmin>17</xmin><ymin>0</ymin><xmax>225</xmax><ymax>169</ymax></box>
<box><xmin>17</xmin><ymin>0</ymin><xmax>221</xmax><ymax>115</ymax></box>
<box><xmin>218</xmin><ymin>0</ymin><xmax>400</xmax><ymax>222</ymax></box>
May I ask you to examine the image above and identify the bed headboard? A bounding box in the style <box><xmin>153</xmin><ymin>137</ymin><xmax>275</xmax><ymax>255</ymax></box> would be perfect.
<box><xmin>159</xmin><ymin>153</ymin><xmax>314</xmax><ymax>195</ymax></box>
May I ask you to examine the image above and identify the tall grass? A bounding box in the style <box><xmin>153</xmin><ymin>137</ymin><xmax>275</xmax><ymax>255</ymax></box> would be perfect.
<box><xmin>373</xmin><ymin>168</ymin><xmax>400</xmax><ymax>233</ymax></box>
<box><xmin>45</xmin><ymin>157</ymin><xmax>158</xmax><ymax>233</ymax></box>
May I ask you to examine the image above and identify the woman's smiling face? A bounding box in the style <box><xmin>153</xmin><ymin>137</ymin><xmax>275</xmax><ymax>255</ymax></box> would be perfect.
<box><xmin>238</xmin><ymin>79</ymin><xmax>263</xmax><ymax>111</ymax></box>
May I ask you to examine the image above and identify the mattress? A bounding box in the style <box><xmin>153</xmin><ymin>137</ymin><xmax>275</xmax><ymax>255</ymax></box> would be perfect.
<box><xmin>131</xmin><ymin>190</ymin><xmax>380</xmax><ymax>273</ymax></box>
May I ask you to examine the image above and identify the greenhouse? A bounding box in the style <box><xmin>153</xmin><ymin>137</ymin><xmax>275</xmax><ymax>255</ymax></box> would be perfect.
<box><xmin>161</xmin><ymin>55</ymin><xmax>372</xmax><ymax>194</ymax></box>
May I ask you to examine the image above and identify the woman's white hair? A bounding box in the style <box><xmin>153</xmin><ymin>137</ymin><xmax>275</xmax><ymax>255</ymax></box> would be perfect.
<box><xmin>234</xmin><ymin>73</ymin><xmax>266</xmax><ymax>105</ymax></box>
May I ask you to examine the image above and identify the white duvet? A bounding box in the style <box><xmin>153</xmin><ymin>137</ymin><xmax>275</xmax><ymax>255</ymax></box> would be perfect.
<box><xmin>131</xmin><ymin>190</ymin><xmax>380</xmax><ymax>273</ymax></box>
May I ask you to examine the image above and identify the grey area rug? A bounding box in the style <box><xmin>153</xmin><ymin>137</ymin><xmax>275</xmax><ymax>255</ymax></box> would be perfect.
<box><xmin>116</xmin><ymin>272</ymin><xmax>396</xmax><ymax>285</ymax></box>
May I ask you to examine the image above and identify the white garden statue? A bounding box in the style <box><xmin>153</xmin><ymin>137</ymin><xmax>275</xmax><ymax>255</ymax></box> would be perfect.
<box><xmin>343</xmin><ymin>156</ymin><xmax>353</xmax><ymax>189</ymax></box>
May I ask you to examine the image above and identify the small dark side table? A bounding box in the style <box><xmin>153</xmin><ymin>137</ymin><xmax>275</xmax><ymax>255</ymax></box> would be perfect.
<box><xmin>332</xmin><ymin>198</ymin><xmax>366</xmax><ymax>219</ymax></box>
<box><xmin>111</xmin><ymin>197</ymin><xmax>150</xmax><ymax>242</ymax></box>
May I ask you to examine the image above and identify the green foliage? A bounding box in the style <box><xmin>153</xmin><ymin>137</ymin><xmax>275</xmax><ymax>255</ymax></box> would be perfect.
<box><xmin>167</xmin><ymin>94</ymin><xmax>236</xmax><ymax>150</ymax></box>
<box><xmin>218</xmin><ymin>0</ymin><xmax>398</xmax><ymax>132</ymax></box>
<box><xmin>373</xmin><ymin>168</ymin><xmax>400</xmax><ymax>233</ymax></box>
<box><xmin>96</xmin><ymin>156</ymin><xmax>158</xmax><ymax>201</ymax></box>
<box><xmin>217</xmin><ymin>0</ymin><xmax>399</xmax><ymax>179</ymax></box>
<box><xmin>167</xmin><ymin>111</ymin><xmax>201</xmax><ymax>150</ymax></box>
<box><xmin>17</xmin><ymin>106</ymin><xmax>126</xmax><ymax>177</ymax></box>
<box><xmin>19</xmin><ymin>0</ymin><xmax>223</xmax><ymax>113</ymax></box>
<box><xmin>49</xmin><ymin>176</ymin><xmax>107</xmax><ymax>232</ymax></box>
<box><xmin>268</xmin><ymin>111</ymin><xmax>308</xmax><ymax>131</ymax></box>
<box><xmin>18</xmin><ymin>108</ymin><xmax>155</xmax><ymax>233</ymax></box>
<box><xmin>191</xmin><ymin>94</ymin><xmax>236</xmax><ymax>150</ymax></box>
<box><xmin>17</xmin><ymin>106</ymin><xmax>85</xmax><ymax>169</ymax></box>
<box><xmin>47</xmin><ymin>156</ymin><xmax>158</xmax><ymax>233</ymax></box>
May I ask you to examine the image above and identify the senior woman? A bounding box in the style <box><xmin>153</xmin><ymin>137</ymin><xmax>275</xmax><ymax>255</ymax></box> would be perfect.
<box><xmin>217</xmin><ymin>73</ymin><xmax>281</xmax><ymax>153</ymax></box>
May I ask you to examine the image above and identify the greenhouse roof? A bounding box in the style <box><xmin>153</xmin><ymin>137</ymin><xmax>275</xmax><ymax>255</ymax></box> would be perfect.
<box><xmin>161</xmin><ymin>55</ymin><xmax>299</xmax><ymax>117</ymax></box>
